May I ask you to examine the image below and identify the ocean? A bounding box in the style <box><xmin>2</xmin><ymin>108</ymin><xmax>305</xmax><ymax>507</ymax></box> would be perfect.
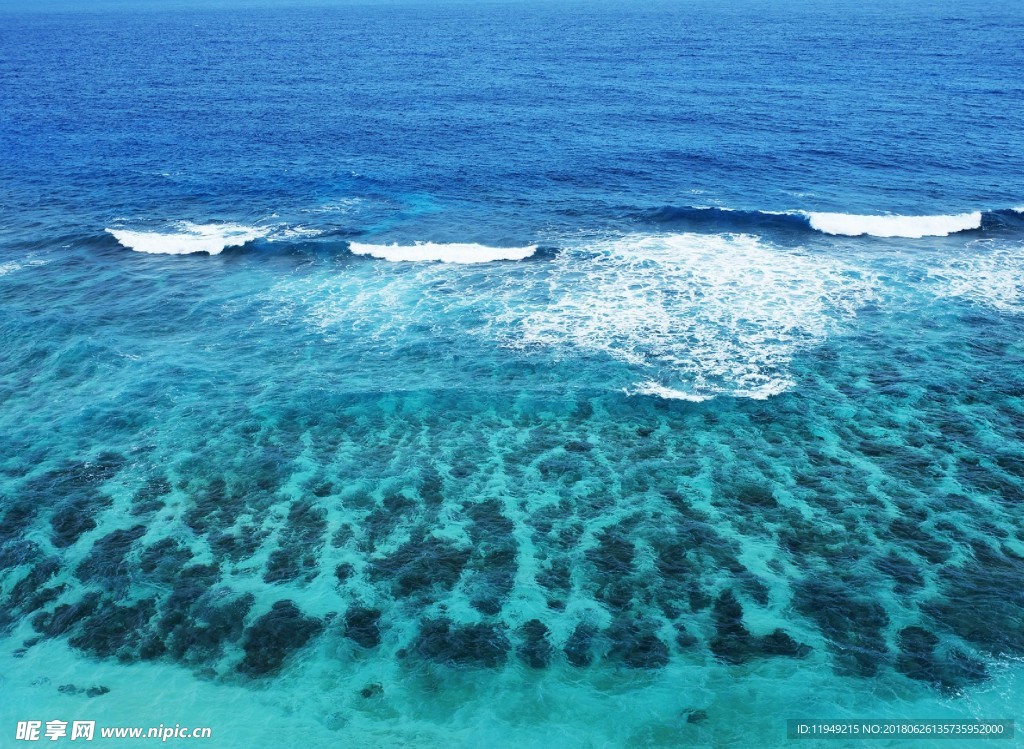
<box><xmin>1</xmin><ymin>0</ymin><xmax>1023</xmax><ymax>746</ymax></box>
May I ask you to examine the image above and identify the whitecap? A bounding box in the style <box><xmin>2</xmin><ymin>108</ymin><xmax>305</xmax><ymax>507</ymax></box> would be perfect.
<box><xmin>107</xmin><ymin>222</ymin><xmax>268</xmax><ymax>255</ymax></box>
<box><xmin>264</xmin><ymin>232</ymin><xmax>875</xmax><ymax>401</ymax></box>
<box><xmin>266</xmin><ymin>225</ymin><xmax>323</xmax><ymax>242</ymax></box>
<box><xmin>0</xmin><ymin>258</ymin><xmax>47</xmax><ymax>277</ymax></box>
<box><xmin>490</xmin><ymin>232</ymin><xmax>877</xmax><ymax>401</ymax></box>
<box><xmin>303</xmin><ymin>197</ymin><xmax>364</xmax><ymax>214</ymax></box>
<box><xmin>927</xmin><ymin>243</ymin><xmax>1024</xmax><ymax>313</ymax></box>
<box><xmin>631</xmin><ymin>381</ymin><xmax>714</xmax><ymax>402</ymax></box>
<box><xmin>349</xmin><ymin>241</ymin><xmax>537</xmax><ymax>264</ymax></box>
<box><xmin>805</xmin><ymin>211</ymin><xmax>982</xmax><ymax>238</ymax></box>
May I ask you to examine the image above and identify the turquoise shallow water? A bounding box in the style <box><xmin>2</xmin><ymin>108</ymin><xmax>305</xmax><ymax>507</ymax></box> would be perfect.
<box><xmin>2</xmin><ymin>228</ymin><xmax>1023</xmax><ymax>747</ymax></box>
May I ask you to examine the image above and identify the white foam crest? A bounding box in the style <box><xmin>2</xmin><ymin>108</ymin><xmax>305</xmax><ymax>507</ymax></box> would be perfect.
<box><xmin>266</xmin><ymin>225</ymin><xmax>323</xmax><ymax>242</ymax></box>
<box><xmin>1012</xmin><ymin>206</ymin><xmax>1024</xmax><ymax>214</ymax></box>
<box><xmin>927</xmin><ymin>243</ymin><xmax>1024</xmax><ymax>313</ymax></box>
<box><xmin>263</xmin><ymin>232</ymin><xmax>875</xmax><ymax>401</ymax></box>
<box><xmin>631</xmin><ymin>381</ymin><xmax>713</xmax><ymax>402</ymax></box>
<box><xmin>0</xmin><ymin>258</ymin><xmax>47</xmax><ymax>277</ymax></box>
<box><xmin>304</xmin><ymin>197</ymin><xmax>364</xmax><ymax>214</ymax></box>
<box><xmin>349</xmin><ymin>241</ymin><xmax>537</xmax><ymax>264</ymax></box>
<box><xmin>107</xmin><ymin>222</ymin><xmax>268</xmax><ymax>255</ymax></box>
<box><xmin>491</xmin><ymin>233</ymin><xmax>876</xmax><ymax>400</ymax></box>
<box><xmin>806</xmin><ymin>211</ymin><xmax>982</xmax><ymax>238</ymax></box>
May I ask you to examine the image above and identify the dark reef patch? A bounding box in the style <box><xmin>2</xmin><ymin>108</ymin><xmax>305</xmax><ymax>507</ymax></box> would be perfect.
<box><xmin>334</xmin><ymin>563</ymin><xmax>354</xmax><ymax>584</ymax></box>
<box><xmin>709</xmin><ymin>590</ymin><xmax>756</xmax><ymax>665</ymax></box>
<box><xmin>895</xmin><ymin>626</ymin><xmax>988</xmax><ymax>693</ymax></box>
<box><xmin>151</xmin><ymin>563</ymin><xmax>225</xmax><ymax>662</ymax></box>
<box><xmin>760</xmin><ymin>629</ymin><xmax>810</xmax><ymax>658</ymax></box>
<box><xmin>359</xmin><ymin>682</ymin><xmax>384</xmax><ymax>699</ymax></box>
<box><xmin>32</xmin><ymin>593</ymin><xmax>102</xmax><ymax>638</ymax></box>
<box><xmin>735</xmin><ymin>571</ymin><xmax>771</xmax><ymax>606</ymax></box>
<box><xmin>76</xmin><ymin>525</ymin><xmax>146</xmax><ymax>592</ymax></box>
<box><xmin>588</xmin><ymin>527</ymin><xmax>635</xmax><ymax>576</ymax></box>
<box><xmin>607</xmin><ymin>617</ymin><xmax>670</xmax><ymax>669</ymax></box>
<box><xmin>418</xmin><ymin>468</ymin><xmax>445</xmax><ymax>508</ymax></box>
<box><xmin>131</xmin><ymin>475</ymin><xmax>171</xmax><ymax>516</ymax></box>
<box><xmin>536</xmin><ymin>557</ymin><xmax>572</xmax><ymax>611</ymax></box>
<box><xmin>2</xmin><ymin>374</ymin><xmax>1018</xmax><ymax>702</ymax></box>
<box><xmin>699</xmin><ymin>583</ymin><xmax>807</xmax><ymax>663</ymax></box>
<box><xmin>264</xmin><ymin>499</ymin><xmax>327</xmax><ymax>584</ymax></box>
<box><xmin>873</xmin><ymin>551</ymin><xmax>925</xmax><ymax>594</ymax></box>
<box><xmin>0</xmin><ymin>502</ymin><xmax>42</xmax><ymax>555</ymax></box>
<box><xmin>51</xmin><ymin>497</ymin><xmax>106</xmax><ymax>548</ymax></box>
<box><xmin>58</xmin><ymin>684</ymin><xmax>110</xmax><ymax>697</ymax></box>
<box><xmin>588</xmin><ymin>524</ymin><xmax>645</xmax><ymax>611</ymax></box>
<box><xmin>734</xmin><ymin>482</ymin><xmax>778</xmax><ymax>509</ymax></box>
<box><xmin>675</xmin><ymin>624</ymin><xmax>698</xmax><ymax>649</ymax></box>
<box><xmin>68</xmin><ymin>598</ymin><xmax>157</xmax><ymax>661</ymax></box>
<box><xmin>183</xmin><ymin>478</ymin><xmax>241</xmax><ymax>535</ymax></box>
<box><xmin>565</xmin><ymin>623</ymin><xmax>600</xmax><ymax>667</ymax></box>
<box><xmin>923</xmin><ymin>542</ymin><xmax>1024</xmax><ymax>657</ymax></box>
<box><xmin>238</xmin><ymin>600</ymin><xmax>323</xmax><ymax>677</ymax></box>
<box><xmin>654</xmin><ymin>512</ymin><xmax>742</xmax><ymax>585</ymax></box>
<box><xmin>407</xmin><ymin>618</ymin><xmax>509</xmax><ymax>668</ymax></box>
<box><xmin>518</xmin><ymin>619</ymin><xmax>553</xmax><ymax>669</ymax></box>
<box><xmin>139</xmin><ymin>538</ymin><xmax>194</xmax><ymax>584</ymax></box>
<box><xmin>24</xmin><ymin>455</ymin><xmax>125</xmax><ymax>548</ymax></box>
<box><xmin>262</xmin><ymin>549</ymin><xmax>308</xmax><ymax>584</ymax></box>
<box><xmin>364</xmin><ymin>493</ymin><xmax>419</xmax><ymax>549</ymax></box>
<box><xmin>7</xmin><ymin>558</ymin><xmax>63</xmax><ymax>615</ymax></box>
<box><xmin>895</xmin><ymin>626</ymin><xmax>939</xmax><ymax>683</ymax></box>
<box><xmin>565</xmin><ymin>440</ymin><xmax>592</xmax><ymax>453</ymax></box>
<box><xmin>464</xmin><ymin>500</ymin><xmax>517</xmax><ymax>616</ymax></box>
<box><xmin>889</xmin><ymin>517</ymin><xmax>952</xmax><ymax>565</ymax></box>
<box><xmin>369</xmin><ymin>533</ymin><xmax>471</xmax><ymax>598</ymax></box>
<box><xmin>465</xmin><ymin>499</ymin><xmax>515</xmax><ymax>540</ymax></box>
<box><xmin>160</xmin><ymin>591</ymin><xmax>254</xmax><ymax>665</ymax></box>
<box><xmin>794</xmin><ymin>579</ymin><xmax>889</xmax><ymax>676</ymax></box>
<box><xmin>210</xmin><ymin>524</ymin><xmax>264</xmax><ymax>564</ymax></box>
<box><xmin>344</xmin><ymin>606</ymin><xmax>382</xmax><ymax>649</ymax></box>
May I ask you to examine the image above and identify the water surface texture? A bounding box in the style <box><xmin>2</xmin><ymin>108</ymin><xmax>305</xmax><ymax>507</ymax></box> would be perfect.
<box><xmin>1</xmin><ymin>1</ymin><xmax>1023</xmax><ymax>746</ymax></box>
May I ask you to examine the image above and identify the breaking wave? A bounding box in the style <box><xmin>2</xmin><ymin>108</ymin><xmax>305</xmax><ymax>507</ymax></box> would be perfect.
<box><xmin>926</xmin><ymin>242</ymin><xmax>1024</xmax><ymax>314</ymax></box>
<box><xmin>348</xmin><ymin>242</ymin><xmax>538</xmax><ymax>264</ymax></box>
<box><xmin>805</xmin><ymin>211</ymin><xmax>982</xmax><ymax>238</ymax></box>
<box><xmin>491</xmin><ymin>232</ymin><xmax>878</xmax><ymax>401</ymax></box>
<box><xmin>101</xmin><ymin>203</ymin><xmax>1024</xmax><ymax>261</ymax></box>
<box><xmin>640</xmin><ymin>205</ymin><xmax>1024</xmax><ymax>238</ymax></box>
<box><xmin>107</xmin><ymin>222</ymin><xmax>269</xmax><ymax>255</ymax></box>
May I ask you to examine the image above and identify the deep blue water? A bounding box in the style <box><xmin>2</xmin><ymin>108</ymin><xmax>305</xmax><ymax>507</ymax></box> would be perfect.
<box><xmin>2</xmin><ymin>1</ymin><xmax>1023</xmax><ymax>746</ymax></box>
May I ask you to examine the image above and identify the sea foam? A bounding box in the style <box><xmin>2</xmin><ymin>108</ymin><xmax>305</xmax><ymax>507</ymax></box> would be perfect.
<box><xmin>927</xmin><ymin>244</ymin><xmax>1024</xmax><ymax>314</ymax></box>
<box><xmin>349</xmin><ymin>242</ymin><xmax>537</xmax><ymax>264</ymax></box>
<box><xmin>107</xmin><ymin>222</ymin><xmax>269</xmax><ymax>255</ymax></box>
<box><xmin>0</xmin><ymin>258</ymin><xmax>47</xmax><ymax>277</ymax></box>
<box><xmin>0</xmin><ymin>261</ymin><xmax>26</xmax><ymax>277</ymax></box>
<box><xmin>632</xmin><ymin>381</ymin><xmax>714</xmax><ymax>402</ymax></box>
<box><xmin>806</xmin><ymin>211</ymin><xmax>982</xmax><ymax>238</ymax></box>
<box><xmin>494</xmin><ymin>232</ymin><xmax>877</xmax><ymax>401</ymax></box>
